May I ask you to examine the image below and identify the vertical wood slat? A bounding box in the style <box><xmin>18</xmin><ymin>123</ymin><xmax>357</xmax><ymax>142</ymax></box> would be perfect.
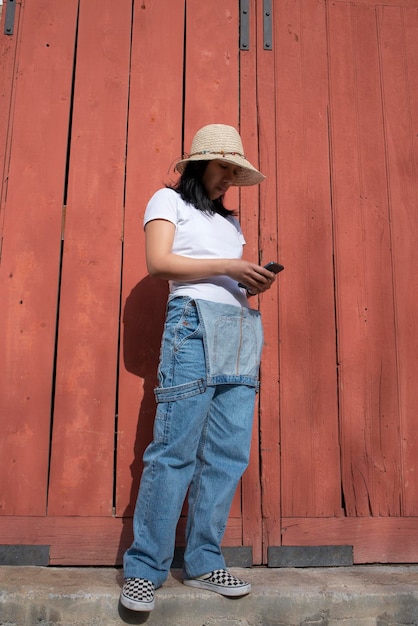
<box><xmin>274</xmin><ymin>0</ymin><xmax>341</xmax><ymax>520</ymax></box>
<box><xmin>378</xmin><ymin>6</ymin><xmax>418</xmax><ymax>515</ymax></box>
<box><xmin>351</xmin><ymin>4</ymin><xmax>403</xmax><ymax>514</ymax></box>
<box><xmin>0</xmin><ymin>0</ymin><xmax>78</xmax><ymax>515</ymax></box>
<box><xmin>116</xmin><ymin>0</ymin><xmax>185</xmax><ymax>518</ymax></box>
<box><xmin>329</xmin><ymin>2</ymin><xmax>380</xmax><ymax>516</ymax></box>
<box><xmin>47</xmin><ymin>0</ymin><xmax>132</xmax><ymax>516</ymax></box>
<box><xmin>183</xmin><ymin>0</ymin><xmax>242</xmax><ymax>522</ymax></box>
<box><xmin>255</xmin><ymin>0</ymin><xmax>281</xmax><ymax>557</ymax></box>
<box><xmin>239</xmin><ymin>0</ymin><xmax>263</xmax><ymax>564</ymax></box>
<box><xmin>328</xmin><ymin>2</ymin><xmax>403</xmax><ymax>516</ymax></box>
<box><xmin>183</xmin><ymin>0</ymin><xmax>240</xmax><ymax>134</ymax></box>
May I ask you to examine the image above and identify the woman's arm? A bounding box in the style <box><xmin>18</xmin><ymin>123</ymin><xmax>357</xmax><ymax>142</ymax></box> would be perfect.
<box><xmin>145</xmin><ymin>218</ymin><xmax>276</xmax><ymax>293</ymax></box>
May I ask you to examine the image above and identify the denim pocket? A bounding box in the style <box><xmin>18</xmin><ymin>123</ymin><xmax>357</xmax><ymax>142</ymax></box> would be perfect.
<box><xmin>173</xmin><ymin>301</ymin><xmax>201</xmax><ymax>351</ymax></box>
<box><xmin>157</xmin><ymin>298</ymin><xmax>205</xmax><ymax>390</ymax></box>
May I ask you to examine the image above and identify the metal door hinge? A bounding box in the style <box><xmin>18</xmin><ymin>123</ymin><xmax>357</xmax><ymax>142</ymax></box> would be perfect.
<box><xmin>240</xmin><ymin>0</ymin><xmax>273</xmax><ymax>52</ymax></box>
<box><xmin>263</xmin><ymin>0</ymin><xmax>272</xmax><ymax>50</ymax></box>
<box><xmin>240</xmin><ymin>0</ymin><xmax>250</xmax><ymax>51</ymax></box>
<box><xmin>4</xmin><ymin>0</ymin><xmax>16</xmax><ymax>36</ymax></box>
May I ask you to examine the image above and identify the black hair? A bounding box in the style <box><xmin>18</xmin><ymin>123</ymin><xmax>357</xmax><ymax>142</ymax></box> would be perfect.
<box><xmin>168</xmin><ymin>161</ymin><xmax>235</xmax><ymax>217</ymax></box>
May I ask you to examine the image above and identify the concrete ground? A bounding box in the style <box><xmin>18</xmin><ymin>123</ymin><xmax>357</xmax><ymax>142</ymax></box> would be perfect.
<box><xmin>1</xmin><ymin>565</ymin><xmax>418</xmax><ymax>626</ymax></box>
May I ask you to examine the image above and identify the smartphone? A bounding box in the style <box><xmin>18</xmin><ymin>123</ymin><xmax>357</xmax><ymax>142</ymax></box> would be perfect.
<box><xmin>238</xmin><ymin>261</ymin><xmax>284</xmax><ymax>289</ymax></box>
<box><xmin>263</xmin><ymin>261</ymin><xmax>284</xmax><ymax>274</ymax></box>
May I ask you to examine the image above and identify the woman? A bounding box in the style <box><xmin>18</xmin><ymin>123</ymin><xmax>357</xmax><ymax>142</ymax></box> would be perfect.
<box><xmin>121</xmin><ymin>124</ymin><xmax>276</xmax><ymax>612</ymax></box>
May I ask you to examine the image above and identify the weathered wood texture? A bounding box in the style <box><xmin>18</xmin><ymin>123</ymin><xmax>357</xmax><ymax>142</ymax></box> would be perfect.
<box><xmin>1</xmin><ymin>514</ymin><xmax>418</xmax><ymax>565</ymax></box>
<box><xmin>1</xmin><ymin>0</ymin><xmax>418</xmax><ymax>564</ymax></box>
<box><xmin>239</xmin><ymin>0</ymin><xmax>264</xmax><ymax>564</ymax></box>
<box><xmin>47</xmin><ymin>0</ymin><xmax>132</xmax><ymax>516</ymax></box>
<box><xmin>282</xmin><ymin>516</ymin><xmax>418</xmax><ymax>563</ymax></box>
<box><xmin>0</xmin><ymin>516</ymin><xmax>244</xmax><ymax>566</ymax></box>
<box><xmin>254</xmin><ymin>0</ymin><xmax>282</xmax><ymax>561</ymax></box>
<box><xmin>0</xmin><ymin>0</ymin><xmax>79</xmax><ymax>515</ymax></box>
<box><xmin>272</xmin><ymin>0</ymin><xmax>341</xmax><ymax>525</ymax></box>
<box><xmin>328</xmin><ymin>2</ymin><xmax>418</xmax><ymax>517</ymax></box>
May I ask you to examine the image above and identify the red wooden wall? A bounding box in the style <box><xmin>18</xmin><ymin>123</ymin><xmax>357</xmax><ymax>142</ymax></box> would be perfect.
<box><xmin>278</xmin><ymin>0</ymin><xmax>418</xmax><ymax>563</ymax></box>
<box><xmin>0</xmin><ymin>0</ymin><xmax>418</xmax><ymax>566</ymax></box>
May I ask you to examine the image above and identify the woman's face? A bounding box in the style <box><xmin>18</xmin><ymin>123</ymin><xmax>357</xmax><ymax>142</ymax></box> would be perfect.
<box><xmin>202</xmin><ymin>159</ymin><xmax>241</xmax><ymax>200</ymax></box>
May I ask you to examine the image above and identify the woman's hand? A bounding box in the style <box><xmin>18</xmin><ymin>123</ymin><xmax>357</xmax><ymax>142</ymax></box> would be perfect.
<box><xmin>224</xmin><ymin>259</ymin><xmax>276</xmax><ymax>295</ymax></box>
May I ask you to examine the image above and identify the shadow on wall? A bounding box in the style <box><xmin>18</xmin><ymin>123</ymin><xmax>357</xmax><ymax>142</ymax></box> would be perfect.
<box><xmin>118</xmin><ymin>275</ymin><xmax>169</xmax><ymax>561</ymax></box>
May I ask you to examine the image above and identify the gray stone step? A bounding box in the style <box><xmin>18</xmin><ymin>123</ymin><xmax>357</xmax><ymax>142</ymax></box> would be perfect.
<box><xmin>1</xmin><ymin>565</ymin><xmax>418</xmax><ymax>625</ymax></box>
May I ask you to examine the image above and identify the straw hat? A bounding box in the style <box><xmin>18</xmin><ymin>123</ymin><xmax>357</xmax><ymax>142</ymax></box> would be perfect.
<box><xmin>175</xmin><ymin>124</ymin><xmax>265</xmax><ymax>186</ymax></box>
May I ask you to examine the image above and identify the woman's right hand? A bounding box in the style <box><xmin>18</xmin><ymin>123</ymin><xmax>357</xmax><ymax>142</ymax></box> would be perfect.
<box><xmin>224</xmin><ymin>259</ymin><xmax>276</xmax><ymax>294</ymax></box>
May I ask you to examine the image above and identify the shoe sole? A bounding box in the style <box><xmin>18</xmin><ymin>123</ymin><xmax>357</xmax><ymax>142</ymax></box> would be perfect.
<box><xmin>120</xmin><ymin>593</ymin><xmax>155</xmax><ymax>612</ymax></box>
<box><xmin>183</xmin><ymin>578</ymin><xmax>251</xmax><ymax>597</ymax></box>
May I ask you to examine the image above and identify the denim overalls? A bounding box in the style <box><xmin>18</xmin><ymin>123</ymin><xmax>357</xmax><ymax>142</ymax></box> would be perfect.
<box><xmin>124</xmin><ymin>296</ymin><xmax>263</xmax><ymax>586</ymax></box>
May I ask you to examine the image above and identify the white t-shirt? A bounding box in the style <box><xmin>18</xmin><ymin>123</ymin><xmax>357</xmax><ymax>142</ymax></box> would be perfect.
<box><xmin>143</xmin><ymin>187</ymin><xmax>248</xmax><ymax>307</ymax></box>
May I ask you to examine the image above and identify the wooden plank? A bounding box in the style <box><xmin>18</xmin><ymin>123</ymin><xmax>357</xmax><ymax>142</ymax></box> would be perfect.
<box><xmin>184</xmin><ymin>0</ymin><xmax>240</xmax><ymax>134</ymax></box>
<box><xmin>4</xmin><ymin>514</ymin><xmax>418</xmax><ymax>565</ymax></box>
<box><xmin>116</xmin><ymin>0</ymin><xmax>184</xmax><ymax>517</ymax></box>
<box><xmin>274</xmin><ymin>0</ymin><xmax>341</xmax><ymax>521</ymax></box>
<box><xmin>0</xmin><ymin>516</ymin><xmax>243</xmax><ymax>566</ymax></box>
<box><xmin>255</xmin><ymin>0</ymin><xmax>281</xmax><ymax>559</ymax></box>
<box><xmin>378</xmin><ymin>6</ymin><xmax>418</xmax><ymax>514</ymax></box>
<box><xmin>328</xmin><ymin>2</ymin><xmax>402</xmax><ymax>516</ymax></box>
<box><xmin>0</xmin><ymin>0</ymin><xmax>78</xmax><ymax>515</ymax></box>
<box><xmin>239</xmin><ymin>0</ymin><xmax>263</xmax><ymax>564</ymax></box>
<box><xmin>282</xmin><ymin>517</ymin><xmax>418</xmax><ymax>564</ymax></box>
<box><xmin>328</xmin><ymin>2</ymin><xmax>369</xmax><ymax>517</ymax></box>
<box><xmin>348</xmin><ymin>4</ymin><xmax>402</xmax><ymax>514</ymax></box>
<box><xmin>47</xmin><ymin>0</ymin><xmax>132</xmax><ymax>516</ymax></box>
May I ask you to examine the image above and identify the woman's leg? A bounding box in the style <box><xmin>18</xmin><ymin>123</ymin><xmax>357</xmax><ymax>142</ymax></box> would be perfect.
<box><xmin>124</xmin><ymin>298</ymin><xmax>213</xmax><ymax>587</ymax></box>
<box><xmin>183</xmin><ymin>384</ymin><xmax>256</xmax><ymax>578</ymax></box>
<box><xmin>123</xmin><ymin>386</ymin><xmax>215</xmax><ymax>587</ymax></box>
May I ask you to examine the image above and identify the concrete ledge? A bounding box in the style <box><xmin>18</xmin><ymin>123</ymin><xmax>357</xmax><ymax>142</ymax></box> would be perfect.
<box><xmin>1</xmin><ymin>565</ymin><xmax>418</xmax><ymax>625</ymax></box>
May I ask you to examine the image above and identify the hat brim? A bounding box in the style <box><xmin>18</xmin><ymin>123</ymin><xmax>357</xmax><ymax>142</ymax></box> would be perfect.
<box><xmin>175</xmin><ymin>153</ymin><xmax>265</xmax><ymax>187</ymax></box>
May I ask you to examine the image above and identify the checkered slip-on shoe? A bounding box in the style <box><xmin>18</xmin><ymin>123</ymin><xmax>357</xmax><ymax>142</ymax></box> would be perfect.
<box><xmin>120</xmin><ymin>578</ymin><xmax>155</xmax><ymax>611</ymax></box>
<box><xmin>183</xmin><ymin>569</ymin><xmax>251</xmax><ymax>597</ymax></box>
